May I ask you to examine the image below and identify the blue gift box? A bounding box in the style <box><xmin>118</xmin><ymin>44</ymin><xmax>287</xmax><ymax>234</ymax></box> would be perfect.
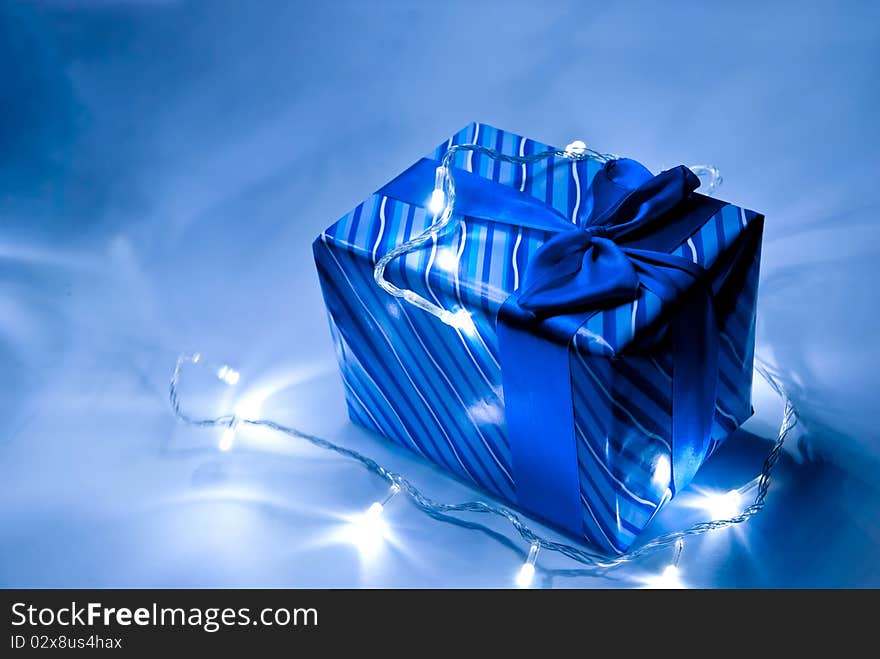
<box><xmin>313</xmin><ymin>122</ymin><xmax>763</xmax><ymax>553</ymax></box>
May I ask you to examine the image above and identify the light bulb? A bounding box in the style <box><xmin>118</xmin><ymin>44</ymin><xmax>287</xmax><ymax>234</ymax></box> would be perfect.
<box><xmin>216</xmin><ymin>365</ymin><xmax>240</xmax><ymax>386</ymax></box>
<box><xmin>428</xmin><ymin>166</ymin><xmax>447</xmax><ymax>214</ymax></box>
<box><xmin>441</xmin><ymin>308</ymin><xmax>477</xmax><ymax>336</ymax></box>
<box><xmin>641</xmin><ymin>539</ymin><xmax>686</xmax><ymax>589</ymax></box>
<box><xmin>516</xmin><ymin>542</ymin><xmax>540</xmax><ymax>588</ymax></box>
<box><xmin>516</xmin><ymin>563</ymin><xmax>535</xmax><ymax>589</ymax></box>
<box><xmin>650</xmin><ymin>564</ymin><xmax>685</xmax><ymax>589</ymax></box>
<box><xmin>365</xmin><ymin>483</ymin><xmax>400</xmax><ymax>520</ymax></box>
<box><xmin>433</xmin><ymin>247</ymin><xmax>459</xmax><ymax>272</ymax></box>
<box><xmin>429</xmin><ymin>189</ymin><xmax>446</xmax><ymax>215</ymax></box>
<box><xmin>701</xmin><ymin>489</ymin><xmax>743</xmax><ymax>521</ymax></box>
<box><xmin>343</xmin><ymin>483</ymin><xmax>399</xmax><ymax>557</ymax></box>
<box><xmin>565</xmin><ymin>140</ymin><xmax>588</xmax><ymax>156</ymax></box>
<box><xmin>219</xmin><ymin>423</ymin><xmax>236</xmax><ymax>452</ymax></box>
<box><xmin>651</xmin><ymin>454</ymin><xmax>671</xmax><ymax>490</ymax></box>
<box><xmin>366</xmin><ymin>501</ymin><xmax>384</xmax><ymax>517</ymax></box>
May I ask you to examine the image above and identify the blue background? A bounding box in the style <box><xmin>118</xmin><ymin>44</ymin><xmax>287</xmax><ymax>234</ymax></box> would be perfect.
<box><xmin>2</xmin><ymin>0</ymin><xmax>879</xmax><ymax>587</ymax></box>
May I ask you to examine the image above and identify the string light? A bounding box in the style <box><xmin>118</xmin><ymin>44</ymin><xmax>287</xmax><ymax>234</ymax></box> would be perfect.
<box><xmin>216</xmin><ymin>365</ymin><xmax>240</xmax><ymax>386</ymax></box>
<box><xmin>169</xmin><ymin>353</ymin><xmax>797</xmax><ymax>586</ymax></box>
<box><xmin>564</xmin><ymin>140</ymin><xmax>589</xmax><ymax>156</ymax></box>
<box><xmin>428</xmin><ymin>165</ymin><xmax>447</xmax><ymax>215</ymax></box>
<box><xmin>218</xmin><ymin>419</ymin><xmax>237</xmax><ymax>452</ymax></box>
<box><xmin>373</xmin><ymin>141</ymin><xmax>612</xmax><ymax>327</ymax></box>
<box><xmin>370</xmin><ymin>482</ymin><xmax>401</xmax><ymax>517</ymax></box>
<box><xmin>692</xmin><ymin>475</ymin><xmax>761</xmax><ymax>521</ymax></box>
<box><xmin>343</xmin><ymin>484</ymin><xmax>400</xmax><ymax>557</ymax></box>
<box><xmin>516</xmin><ymin>542</ymin><xmax>541</xmax><ymax>588</ymax></box>
<box><xmin>651</xmin><ymin>454</ymin><xmax>672</xmax><ymax>490</ymax></box>
<box><xmin>439</xmin><ymin>307</ymin><xmax>478</xmax><ymax>336</ymax></box>
<box><xmin>373</xmin><ymin>138</ymin><xmax>721</xmax><ymax>332</ymax></box>
<box><xmin>641</xmin><ymin>539</ymin><xmax>686</xmax><ymax>589</ymax></box>
<box><xmin>687</xmin><ymin>164</ymin><xmax>723</xmax><ymax>197</ymax></box>
<box><xmin>701</xmin><ymin>489</ymin><xmax>744</xmax><ymax>521</ymax></box>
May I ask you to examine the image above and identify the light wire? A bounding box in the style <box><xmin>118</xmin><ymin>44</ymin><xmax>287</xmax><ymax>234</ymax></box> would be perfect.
<box><xmin>169</xmin><ymin>141</ymin><xmax>789</xmax><ymax>574</ymax></box>
<box><xmin>169</xmin><ymin>353</ymin><xmax>796</xmax><ymax>570</ymax></box>
<box><xmin>373</xmin><ymin>141</ymin><xmax>721</xmax><ymax>325</ymax></box>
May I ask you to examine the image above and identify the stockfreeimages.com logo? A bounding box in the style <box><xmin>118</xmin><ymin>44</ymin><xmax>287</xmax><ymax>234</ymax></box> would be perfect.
<box><xmin>11</xmin><ymin>602</ymin><xmax>318</xmax><ymax>633</ymax></box>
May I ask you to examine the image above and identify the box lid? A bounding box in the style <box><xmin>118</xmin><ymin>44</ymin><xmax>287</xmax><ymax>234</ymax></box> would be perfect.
<box><xmin>318</xmin><ymin>122</ymin><xmax>762</xmax><ymax>355</ymax></box>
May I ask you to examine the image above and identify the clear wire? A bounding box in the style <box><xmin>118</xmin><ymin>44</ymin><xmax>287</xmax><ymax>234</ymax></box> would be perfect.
<box><xmin>169</xmin><ymin>353</ymin><xmax>796</xmax><ymax>571</ymax></box>
<box><xmin>169</xmin><ymin>140</ymin><xmax>786</xmax><ymax>575</ymax></box>
<box><xmin>373</xmin><ymin>140</ymin><xmax>721</xmax><ymax>326</ymax></box>
<box><xmin>372</xmin><ymin>142</ymin><xmax>613</xmax><ymax>324</ymax></box>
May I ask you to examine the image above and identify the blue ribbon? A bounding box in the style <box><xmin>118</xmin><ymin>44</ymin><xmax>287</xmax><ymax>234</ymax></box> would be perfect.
<box><xmin>379</xmin><ymin>156</ymin><xmax>724</xmax><ymax>537</ymax></box>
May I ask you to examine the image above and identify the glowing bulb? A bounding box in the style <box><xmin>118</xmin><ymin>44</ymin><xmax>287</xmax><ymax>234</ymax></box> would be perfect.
<box><xmin>565</xmin><ymin>140</ymin><xmax>588</xmax><ymax>156</ymax></box>
<box><xmin>219</xmin><ymin>423</ymin><xmax>236</xmax><ymax>452</ymax></box>
<box><xmin>639</xmin><ymin>539</ymin><xmax>686</xmax><ymax>588</ymax></box>
<box><xmin>516</xmin><ymin>563</ymin><xmax>535</xmax><ymax>589</ymax></box>
<box><xmin>216</xmin><ymin>365</ymin><xmax>240</xmax><ymax>386</ymax></box>
<box><xmin>428</xmin><ymin>165</ymin><xmax>447</xmax><ymax>214</ymax></box>
<box><xmin>701</xmin><ymin>489</ymin><xmax>743</xmax><ymax>521</ymax></box>
<box><xmin>442</xmin><ymin>308</ymin><xmax>477</xmax><ymax>336</ymax></box>
<box><xmin>433</xmin><ymin>247</ymin><xmax>459</xmax><ymax>272</ymax></box>
<box><xmin>648</xmin><ymin>564</ymin><xmax>685</xmax><ymax>589</ymax></box>
<box><xmin>516</xmin><ymin>542</ymin><xmax>540</xmax><ymax>588</ymax></box>
<box><xmin>343</xmin><ymin>483</ymin><xmax>399</xmax><ymax>558</ymax></box>
<box><xmin>345</xmin><ymin>508</ymin><xmax>389</xmax><ymax>557</ymax></box>
<box><xmin>651</xmin><ymin>454</ymin><xmax>671</xmax><ymax>490</ymax></box>
<box><xmin>429</xmin><ymin>189</ymin><xmax>446</xmax><ymax>215</ymax></box>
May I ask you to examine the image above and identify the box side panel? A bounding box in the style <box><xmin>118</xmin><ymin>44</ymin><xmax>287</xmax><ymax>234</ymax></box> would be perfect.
<box><xmin>704</xmin><ymin>216</ymin><xmax>763</xmax><ymax>456</ymax></box>
<box><xmin>313</xmin><ymin>234</ymin><xmax>516</xmax><ymax>502</ymax></box>
<box><xmin>569</xmin><ymin>344</ymin><xmax>674</xmax><ymax>553</ymax></box>
<box><xmin>568</xmin><ymin>216</ymin><xmax>764</xmax><ymax>552</ymax></box>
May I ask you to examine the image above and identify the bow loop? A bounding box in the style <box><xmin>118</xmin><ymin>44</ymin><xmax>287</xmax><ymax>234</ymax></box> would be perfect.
<box><xmin>516</xmin><ymin>231</ymin><xmax>640</xmax><ymax>316</ymax></box>
<box><xmin>516</xmin><ymin>161</ymin><xmax>702</xmax><ymax>315</ymax></box>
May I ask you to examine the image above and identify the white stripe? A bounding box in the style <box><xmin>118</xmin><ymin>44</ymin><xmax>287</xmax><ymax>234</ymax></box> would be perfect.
<box><xmin>331</xmin><ymin>320</ymin><xmax>424</xmax><ymax>457</ymax></box>
<box><xmin>424</xmin><ymin>230</ymin><xmax>512</xmax><ymax>484</ymax></box>
<box><xmin>571</xmin><ymin>161</ymin><xmax>581</xmax><ymax>223</ymax></box>
<box><xmin>518</xmin><ymin>137</ymin><xmax>527</xmax><ymax>192</ymax></box>
<box><xmin>395</xmin><ymin>293</ymin><xmax>514</xmax><ymax>487</ymax></box>
<box><xmin>630</xmin><ymin>297</ymin><xmax>638</xmax><ymax>339</ymax></box>
<box><xmin>511</xmin><ymin>230</ymin><xmax>522</xmax><ymax>290</ymax></box>
<box><xmin>371</xmin><ymin>196</ymin><xmax>387</xmax><ymax>263</ymax></box>
<box><xmin>574</xmin><ymin>325</ymin><xmax>615</xmax><ymax>355</ymax></box>
<box><xmin>451</xmin><ymin>219</ymin><xmax>501</xmax><ymax>371</ymax></box>
<box><xmin>575</xmin><ymin>425</ymin><xmax>658</xmax><ymax>508</ymax></box>
<box><xmin>468</xmin><ymin>122</ymin><xmax>480</xmax><ymax>172</ymax></box>
<box><xmin>573</xmin><ymin>334</ymin><xmax>671</xmax><ymax>450</ymax></box>
<box><xmin>720</xmin><ymin>330</ymin><xmax>746</xmax><ymax>366</ymax></box>
<box><xmin>321</xmin><ymin>235</ymin><xmax>477</xmax><ymax>476</ymax></box>
<box><xmin>739</xmin><ymin>206</ymin><xmax>748</xmax><ymax>228</ymax></box>
<box><xmin>715</xmin><ymin>404</ymin><xmax>739</xmax><ymax>425</ymax></box>
<box><xmin>580</xmin><ymin>493</ymin><xmax>625</xmax><ymax>553</ymax></box>
<box><xmin>687</xmin><ymin>237</ymin><xmax>698</xmax><ymax>263</ymax></box>
<box><xmin>340</xmin><ymin>372</ymin><xmax>386</xmax><ymax>436</ymax></box>
<box><xmin>650</xmin><ymin>356</ymin><xmax>672</xmax><ymax>382</ymax></box>
<box><xmin>434</xmin><ymin>222</ymin><xmax>501</xmax><ymax>381</ymax></box>
<box><xmin>453</xmin><ymin>220</ymin><xmax>466</xmax><ymax>300</ymax></box>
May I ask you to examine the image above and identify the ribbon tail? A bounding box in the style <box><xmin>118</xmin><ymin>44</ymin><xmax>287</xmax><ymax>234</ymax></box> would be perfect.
<box><xmin>670</xmin><ymin>288</ymin><xmax>719</xmax><ymax>493</ymax></box>
<box><xmin>496</xmin><ymin>298</ymin><xmax>585</xmax><ymax>538</ymax></box>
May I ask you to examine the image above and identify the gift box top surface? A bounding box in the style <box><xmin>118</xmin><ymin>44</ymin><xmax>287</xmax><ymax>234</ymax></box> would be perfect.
<box><xmin>319</xmin><ymin>122</ymin><xmax>762</xmax><ymax>356</ymax></box>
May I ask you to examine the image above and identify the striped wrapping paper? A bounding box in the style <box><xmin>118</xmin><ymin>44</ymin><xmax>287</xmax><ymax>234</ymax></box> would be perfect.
<box><xmin>313</xmin><ymin>122</ymin><xmax>763</xmax><ymax>553</ymax></box>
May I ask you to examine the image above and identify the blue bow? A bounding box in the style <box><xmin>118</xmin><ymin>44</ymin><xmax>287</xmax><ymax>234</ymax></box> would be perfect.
<box><xmin>516</xmin><ymin>159</ymin><xmax>703</xmax><ymax>315</ymax></box>
<box><xmin>379</xmin><ymin>155</ymin><xmax>722</xmax><ymax>539</ymax></box>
